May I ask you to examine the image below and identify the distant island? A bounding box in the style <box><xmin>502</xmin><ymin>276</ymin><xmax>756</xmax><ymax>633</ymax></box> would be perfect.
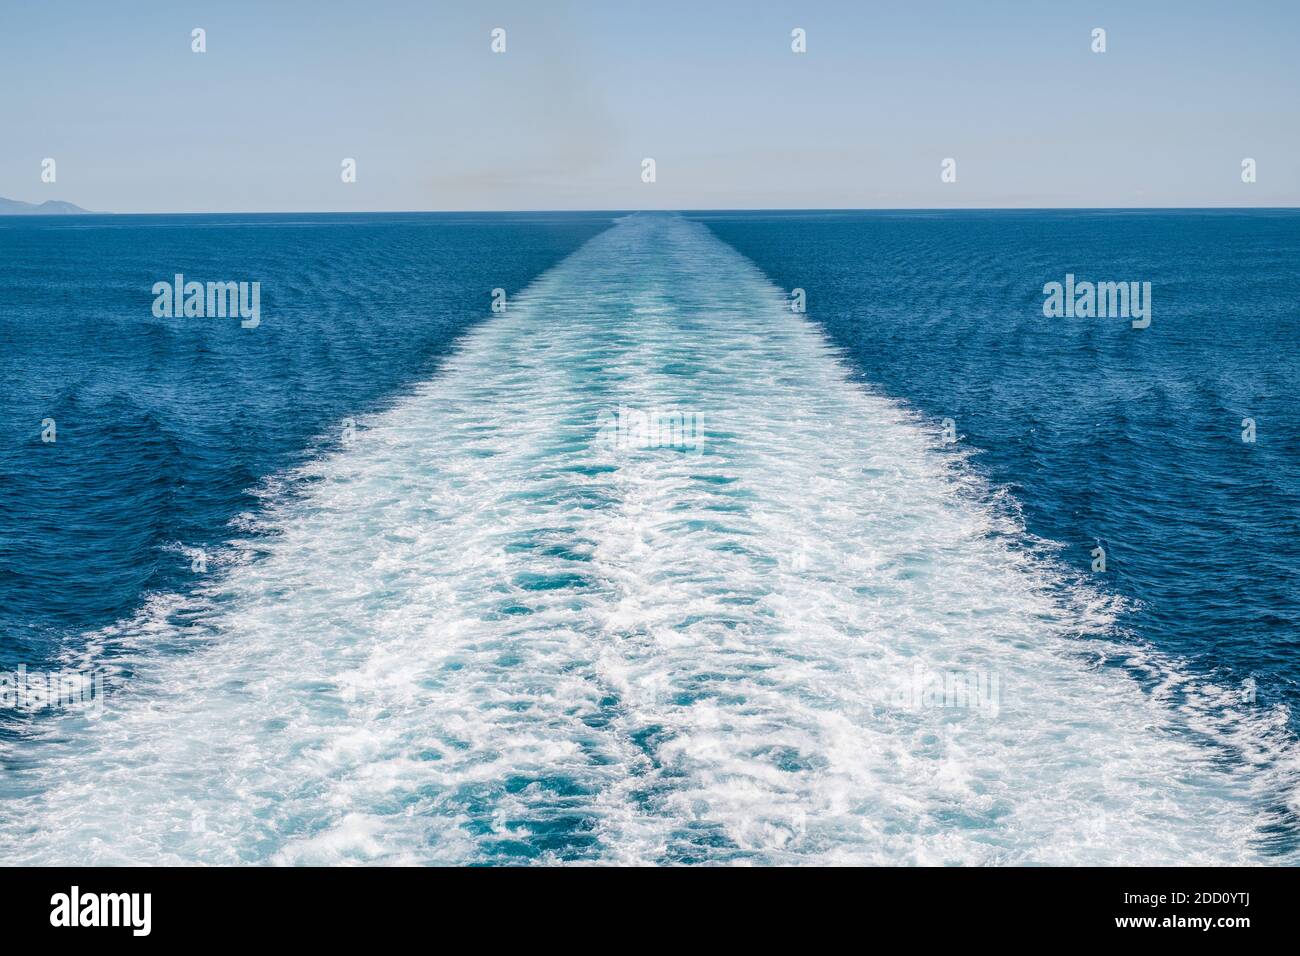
<box><xmin>0</xmin><ymin>196</ymin><xmax>94</xmax><ymax>215</ymax></box>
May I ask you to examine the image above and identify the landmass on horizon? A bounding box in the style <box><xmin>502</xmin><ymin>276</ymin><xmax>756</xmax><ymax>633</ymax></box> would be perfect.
<box><xmin>0</xmin><ymin>196</ymin><xmax>93</xmax><ymax>215</ymax></box>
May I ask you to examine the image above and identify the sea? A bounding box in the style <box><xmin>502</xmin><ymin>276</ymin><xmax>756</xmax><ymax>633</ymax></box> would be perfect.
<box><xmin>0</xmin><ymin>209</ymin><xmax>1296</xmax><ymax>864</ymax></box>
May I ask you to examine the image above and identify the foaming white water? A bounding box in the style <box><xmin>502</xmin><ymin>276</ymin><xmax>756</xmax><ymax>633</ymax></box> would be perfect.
<box><xmin>0</xmin><ymin>214</ymin><xmax>1285</xmax><ymax>864</ymax></box>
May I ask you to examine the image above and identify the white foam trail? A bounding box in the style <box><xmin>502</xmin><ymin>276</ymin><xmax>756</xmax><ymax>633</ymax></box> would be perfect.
<box><xmin>0</xmin><ymin>214</ymin><xmax>1286</xmax><ymax>864</ymax></box>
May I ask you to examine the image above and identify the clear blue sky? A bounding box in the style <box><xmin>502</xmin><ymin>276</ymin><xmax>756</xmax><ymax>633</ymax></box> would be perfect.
<box><xmin>3</xmin><ymin>0</ymin><xmax>1297</xmax><ymax>211</ymax></box>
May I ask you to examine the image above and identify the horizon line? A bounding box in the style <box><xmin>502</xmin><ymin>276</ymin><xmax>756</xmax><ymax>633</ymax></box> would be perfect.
<box><xmin>5</xmin><ymin>204</ymin><xmax>1300</xmax><ymax>217</ymax></box>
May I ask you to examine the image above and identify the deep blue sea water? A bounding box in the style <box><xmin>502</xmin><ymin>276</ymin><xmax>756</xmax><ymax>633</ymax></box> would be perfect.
<box><xmin>0</xmin><ymin>210</ymin><xmax>1296</xmax><ymax>864</ymax></box>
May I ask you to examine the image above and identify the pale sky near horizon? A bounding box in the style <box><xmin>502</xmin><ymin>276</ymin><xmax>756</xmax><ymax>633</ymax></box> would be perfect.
<box><xmin>2</xmin><ymin>0</ymin><xmax>1297</xmax><ymax>212</ymax></box>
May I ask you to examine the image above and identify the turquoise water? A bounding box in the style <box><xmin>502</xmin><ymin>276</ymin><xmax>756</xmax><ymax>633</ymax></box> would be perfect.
<box><xmin>0</xmin><ymin>213</ymin><xmax>1293</xmax><ymax>864</ymax></box>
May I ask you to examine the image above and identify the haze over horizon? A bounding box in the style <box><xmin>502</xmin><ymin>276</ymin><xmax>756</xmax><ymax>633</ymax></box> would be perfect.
<box><xmin>3</xmin><ymin>0</ymin><xmax>1298</xmax><ymax>213</ymax></box>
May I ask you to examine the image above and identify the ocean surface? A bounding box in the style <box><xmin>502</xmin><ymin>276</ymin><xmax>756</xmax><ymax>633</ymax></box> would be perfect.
<box><xmin>0</xmin><ymin>210</ymin><xmax>1296</xmax><ymax>864</ymax></box>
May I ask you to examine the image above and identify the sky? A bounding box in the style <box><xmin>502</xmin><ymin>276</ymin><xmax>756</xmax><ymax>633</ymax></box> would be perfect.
<box><xmin>2</xmin><ymin>0</ymin><xmax>1298</xmax><ymax>212</ymax></box>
